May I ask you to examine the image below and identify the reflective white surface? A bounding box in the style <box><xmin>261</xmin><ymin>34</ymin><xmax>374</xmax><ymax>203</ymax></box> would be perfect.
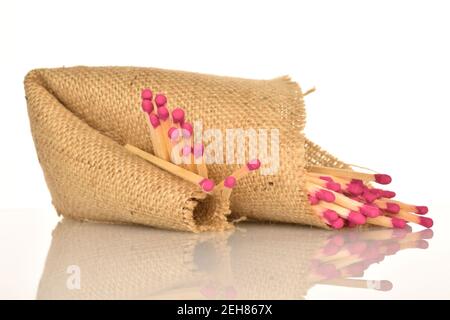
<box><xmin>0</xmin><ymin>207</ymin><xmax>449</xmax><ymax>300</ymax></box>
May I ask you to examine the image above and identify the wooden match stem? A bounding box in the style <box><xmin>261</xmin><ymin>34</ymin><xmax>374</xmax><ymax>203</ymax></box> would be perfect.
<box><xmin>306</xmin><ymin>182</ymin><xmax>364</xmax><ymax>212</ymax></box>
<box><xmin>308</xmin><ymin>166</ymin><xmax>376</xmax><ymax>182</ymax></box>
<box><xmin>383</xmin><ymin>199</ymin><xmax>421</xmax><ymax>213</ymax></box>
<box><xmin>387</xmin><ymin>210</ymin><xmax>420</xmax><ymax>224</ymax></box>
<box><xmin>146</xmin><ymin>114</ymin><xmax>170</xmax><ymax>161</ymax></box>
<box><xmin>366</xmin><ymin>216</ymin><xmax>398</xmax><ymax>228</ymax></box>
<box><xmin>124</xmin><ymin>144</ymin><xmax>207</xmax><ymax>190</ymax></box>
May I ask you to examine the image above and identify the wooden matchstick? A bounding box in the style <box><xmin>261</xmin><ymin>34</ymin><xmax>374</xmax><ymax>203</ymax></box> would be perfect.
<box><xmin>141</xmin><ymin>89</ymin><xmax>170</xmax><ymax>161</ymax></box>
<box><xmin>147</xmin><ymin>114</ymin><xmax>170</xmax><ymax>161</ymax></box>
<box><xmin>308</xmin><ymin>166</ymin><xmax>392</xmax><ymax>185</ymax></box>
<box><xmin>307</xmin><ymin>182</ymin><xmax>381</xmax><ymax>217</ymax></box>
<box><xmin>306</xmin><ymin>176</ymin><xmax>341</xmax><ymax>192</ymax></box>
<box><xmin>193</xmin><ymin>143</ymin><xmax>208</xmax><ymax>178</ymax></box>
<box><xmin>310</xmin><ymin>205</ymin><xmax>344</xmax><ymax>229</ymax></box>
<box><xmin>180</xmin><ymin>122</ymin><xmax>197</xmax><ymax>173</ymax></box>
<box><xmin>372</xmin><ymin>199</ymin><xmax>401</xmax><ymax>214</ymax></box>
<box><xmin>382</xmin><ymin>199</ymin><xmax>428</xmax><ymax>215</ymax></box>
<box><xmin>215</xmin><ymin>160</ymin><xmax>261</xmax><ymax>191</ymax></box>
<box><xmin>156</xmin><ymin>105</ymin><xmax>173</xmax><ymax>159</ymax></box>
<box><xmin>124</xmin><ymin>144</ymin><xmax>215</xmax><ymax>193</ymax></box>
<box><xmin>387</xmin><ymin>210</ymin><xmax>433</xmax><ymax>228</ymax></box>
<box><xmin>307</xmin><ymin>172</ymin><xmax>364</xmax><ymax>196</ymax></box>
<box><xmin>317</xmin><ymin>202</ymin><xmax>366</xmax><ymax>225</ymax></box>
<box><xmin>366</xmin><ymin>215</ymin><xmax>407</xmax><ymax>229</ymax></box>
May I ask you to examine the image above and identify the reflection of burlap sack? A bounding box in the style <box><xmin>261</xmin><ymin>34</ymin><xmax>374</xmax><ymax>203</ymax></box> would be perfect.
<box><xmin>37</xmin><ymin>219</ymin><xmax>233</xmax><ymax>300</ymax></box>
<box><xmin>25</xmin><ymin>67</ymin><xmax>348</xmax><ymax>231</ymax></box>
<box><xmin>228</xmin><ymin>223</ymin><xmax>330</xmax><ymax>299</ymax></box>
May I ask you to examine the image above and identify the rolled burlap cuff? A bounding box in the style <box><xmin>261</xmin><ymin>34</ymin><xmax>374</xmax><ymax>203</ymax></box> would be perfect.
<box><xmin>24</xmin><ymin>66</ymin><xmax>348</xmax><ymax>231</ymax></box>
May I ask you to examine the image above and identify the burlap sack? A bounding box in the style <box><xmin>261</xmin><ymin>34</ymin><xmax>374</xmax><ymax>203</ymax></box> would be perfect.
<box><xmin>24</xmin><ymin>66</ymin><xmax>348</xmax><ymax>232</ymax></box>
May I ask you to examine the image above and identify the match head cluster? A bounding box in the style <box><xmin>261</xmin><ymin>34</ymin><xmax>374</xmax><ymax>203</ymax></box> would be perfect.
<box><xmin>140</xmin><ymin>88</ymin><xmax>262</xmax><ymax>195</ymax></box>
<box><xmin>307</xmin><ymin>169</ymin><xmax>432</xmax><ymax>230</ymax></box>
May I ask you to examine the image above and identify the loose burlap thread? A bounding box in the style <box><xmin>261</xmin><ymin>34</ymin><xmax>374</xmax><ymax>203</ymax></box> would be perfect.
<box><xmin>24</xmin><ymin>66</ymin><xmax>348</xmax><ymax>232</ymax></box>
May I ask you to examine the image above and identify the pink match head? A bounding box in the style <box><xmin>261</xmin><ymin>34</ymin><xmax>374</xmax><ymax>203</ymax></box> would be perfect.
<box><xmin>319</xmin><ymin>176</ymin><xmax>333</xmax><ymax>182</ymax></box>
<box><xmin>326</xmin><ymin>181</ymin><xmax>341</xmax><ymax>192</ymax></box>
<box><xmin>155</xmin><ymin>94</ymin><xmax>167</xmax><ymax>107</ymax></box>
<box><xmin>347</xmin><ymin>182</ymin><xmax>364</xmax><ymax>196</ymax></box>
<box><xmin>168</xmin><ymin>127</ymin><xmax>179</xmax><ymax>140</ymax></box>
<box><xmin>385</xmin><ymin>202</ymin><xmax>400</xmax><ymax>214</ymax></box>
<box><xmin>181</xmin><ymin>122</ymin><xmax>193</xmax><ymax>138</ymax></box>
<box><xmin>330</xmin><ymin>218</ymin><xmax>344</xmax><ymax>230</ymax></box>
<box><xmin>316</xmin><ymin>189</ymin><xmax>335</xmax><ymax>203</ymax></box>
<box><xmin>246</xmin><ymin>159</ymin><xmax>261</xmax><ymax>171</ymax></box>
<box><xmin>141</xmin><ymin>99</ymin><xmax>154</xmax><ymax>113</ymax></box>
<box><xmin>157</xmin><ymin>106</ymin><xmax>169</xmax><ymax>121</ymax></box>
<box><xmin>141</xmin><ymin>88</ymin><xmax>153</xmax><ymax>100</ymax></box>
<box><xmin>323</xmin><ymin>209</ymin><xmax>339</xmax><ymax>222</ymax></box>
<box><xmin>182</xmin><ymin>145</ymin><xmax>191</xmax><ymax>157</ymax></box>
<box><xmin>149</xmin><ymin>114</ymin><xmax>160</xmax><ymax>128</ymax></box>
<box><xmin>348</xmin><ymin>211</ymin><xmax>366</xmax><ymax>225</ymax></box>
<box><xmin>308</xmin><ymin>194</ymin><xmax>319</xmax><ymax>205</ymax></box>
<box><xmin>371</xmin><ymin>188</ymin><xmax>384</xmax><ymax>199</ymax></box>
<box><xmin>224</xmin><ymin>176</ymin><xmax>237</xmax><ymax>189</ymax></box>
<box><xmin>362</xmin><ymin>190</ymin><xmax>378</xmax><ymax>203</ymax></box>
<box><xmin>381</xmin><ymin>190</ymin><xmax>396</xmax><ymax>199</ymax></box>
<box><xmin>172</xmin><ymin>108</ymin><xmax>185</xmax><ymax>124</ymax></box>
<box><xmin>360</xmin><ymin>204</ymin><xmax>380</xmax><ymax>218</ymax></box>
<box><xmin>416</xmin><ymin>206</ymin><xmax>429</xmax><ymax>215</ymax></box>
<box><xmin>391</xmin><ymin>217</ymin><xmax>407</xmax><ymax>229</ymax></box>
<box><xmin>193</xmin><ymin>143</ymin><xmax>204</xmax><ymax>158</ymax></box>
<box><xmin>199</xmin><ymin>178</ymin><xmax>215</xmax><ymax>192</ymax></box>
<box><xmin>347</xmin><ymin>221</ymin><xmax>358</xmax><ymax>228</ymax></box>
<box><xmin>351</xmin><ymin>179</ymin><xmax>364</xmax><ymax>186</ymax></box>
<box><xmin>419</xmin><ymin>217</ymin><xmax>433</xmax><ymax>228</ymax></box>
<box><xmin>374</xmin><ymin>173</ymin><xmax>392</xmax><ymax>185</ymax></box>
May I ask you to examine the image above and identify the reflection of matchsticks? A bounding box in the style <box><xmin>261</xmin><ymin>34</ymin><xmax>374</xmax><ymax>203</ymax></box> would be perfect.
<box><xmin>125</xmin><ymin>144</ymin><xmax>215</xmax><ymax>193</ymax></box>
<box><xmin>318</xmin><ymin>278</ymin><xmax>393</xmax><ymax>291</ymax></box>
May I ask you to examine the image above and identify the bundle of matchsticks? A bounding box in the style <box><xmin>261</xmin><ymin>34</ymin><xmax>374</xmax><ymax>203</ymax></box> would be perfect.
<box><xmin>306</xmin><ymin>166</ymin><xmax>432</xmax><ymax>229</ymax></box>
<box><xmin>125</xmin><ymin>89</ymin><xmax>261</xmax><ymax>197</ymax></box>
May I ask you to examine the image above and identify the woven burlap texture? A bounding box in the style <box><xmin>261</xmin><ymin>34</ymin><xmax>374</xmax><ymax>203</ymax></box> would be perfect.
<box><xmin>24</xmin><ymin>66</ymin><xmax>348</xmax><ymax>232</ymax></box>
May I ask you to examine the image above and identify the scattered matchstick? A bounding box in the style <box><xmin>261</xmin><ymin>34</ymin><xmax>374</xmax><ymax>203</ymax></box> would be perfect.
<box><xmin>124</xmin><ymin>144</ymin><xmax>215</xmax><ymax>193</ymax></box>
<box><xmin>215</xmin><ymin>160</ymin><xmax>262</xmax><ymax>191</ymax></box>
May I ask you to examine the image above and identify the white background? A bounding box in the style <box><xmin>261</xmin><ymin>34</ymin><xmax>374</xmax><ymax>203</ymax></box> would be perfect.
<box><xmin>1</xmin><ymin>0</ymin><xmax>450</xmax><ymax>299</ymax></box>
<box><xmin>1</xmin><ymin>0</ymin><xmax>450</xmax><ymax>208</ymax></box>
